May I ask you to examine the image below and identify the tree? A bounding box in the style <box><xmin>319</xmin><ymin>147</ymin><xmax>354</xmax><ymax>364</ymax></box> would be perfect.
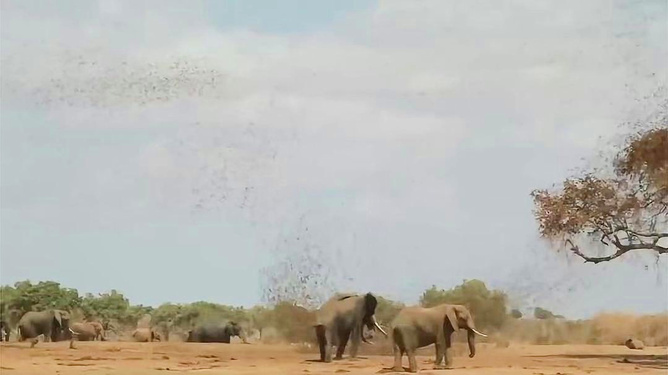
<box><xmin>532</xmin><ymin>127</ymin><xmax>667</xmax><ymax>263</ymax></box>
<box><xmin>0</xmin><ymin>285</ymin><xmax>18</xmax><ymax>313</ymax></box>
<box><xmin>419</xmin><ymin>280</ymin><xmax>508</xmax><ymax>330</ymax></box>
<box><xmin>9</xmin><ymin>281</ymin><xmax>81</xmax><ymax>314</ymax></box>
<box><xmin>510</xmin><ymin>309</ymin><xmax>523</xmax><ymax>319</ymax></box>
<box><xmin>80</xmin><ymin>290</ymin><xmax>131</xmax><ymax>322</ymax></box>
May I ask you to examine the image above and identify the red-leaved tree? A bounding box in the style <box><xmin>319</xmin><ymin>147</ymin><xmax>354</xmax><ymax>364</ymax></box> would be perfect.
<box><xmin>532</xmin><ymin>127</ymin><xmax>667</xmax><ymax>263</ymax></box>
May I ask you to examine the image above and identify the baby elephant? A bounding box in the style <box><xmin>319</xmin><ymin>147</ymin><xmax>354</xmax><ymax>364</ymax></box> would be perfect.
<box><xmin>391</xmin><ymin>304</ymin><xmax>487</xmax><ymax>372</ymax></box>
<box><xmin>69</xmin><ymin>322</ymin><xmax>106</xmax><ymax>341</ymax></box>
<box><xmin>625</xmin><ymin>338</ymin><xmax>644</xmax><ymax>350</ymax></box>
<box><xmin>132</xmin><ymin>328</ymin><xmax>161</xmax><ymax>342</ymax></box>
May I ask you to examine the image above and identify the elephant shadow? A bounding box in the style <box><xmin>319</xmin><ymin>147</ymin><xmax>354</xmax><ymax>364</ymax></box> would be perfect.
<box><xmin>303</xmin><ymin>356</ymin><xmax>370</xmax><ymax>363</ymax></box>
<box><xmin>377</xmin><ymin>368</ymin><xmax>411</xmax><ymax>373</ymax></box>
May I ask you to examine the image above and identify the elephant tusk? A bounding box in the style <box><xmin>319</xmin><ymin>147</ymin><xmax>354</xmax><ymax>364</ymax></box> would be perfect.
<box><xmin>374</xmin><ymin>320</ymin><xmax>388</xmax><ymax>337</ymax></box>
<box><xmin>471</xmin><ymin>328</ymin><xmax>487</xmax><ymax>337</ymax></box>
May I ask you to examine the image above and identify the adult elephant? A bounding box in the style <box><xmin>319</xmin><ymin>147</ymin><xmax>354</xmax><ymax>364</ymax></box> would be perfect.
<box><xmin>69</xmin><ymin>322</ymin><xmax>106</xmax><ymax>341</ymax></box>
<box><xmin>186</xmin><ymin>322</ymin><xmax>249</xmax><ymax>343</ymax></box>
<box><xmin>17</xmin><ymin>310</ymin><xmax>71</xmax><ymax>347</ymax></box>
<box><xmin>314</xmin><ymin>292</ymin><xmax>388</xmax><ymax>362</ymax></box>
<box><xmin>131</xmin><ymin>328</ymin><xmax>161</xmax><ymax>342</ymax></box>
<box><xmin>390</xmin><ymin>304</ymin><xmax>487</xmax><ymax>372</ymax></box>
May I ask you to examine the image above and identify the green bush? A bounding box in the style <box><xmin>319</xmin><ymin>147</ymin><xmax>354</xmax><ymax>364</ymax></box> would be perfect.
<box><xmin>2</xmin><ymin>281</ymin><xmax>80</xmax><ymax>315</ymax></box>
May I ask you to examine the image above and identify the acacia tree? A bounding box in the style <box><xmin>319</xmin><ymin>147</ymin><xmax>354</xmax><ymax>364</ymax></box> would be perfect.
<box><xmin>532</xmin><ymin>127</ymin><xmax>667</xmax><ymax>263</ymax></box>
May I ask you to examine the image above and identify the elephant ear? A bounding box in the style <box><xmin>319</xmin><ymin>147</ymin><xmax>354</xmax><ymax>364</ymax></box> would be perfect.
<box><xmin>54</xmin><ymin>311</ymin><xmax>63</xmax><ymax>328</ymax></box>
<box><xmin>446</xmin><ymin>307</ymin><xmax>459</xmax><ymax>332</ymax></box>
<box><xmin>363</xmin><ymin>293</ymin><xmax>378</xmax><ymax>316</ymax></box>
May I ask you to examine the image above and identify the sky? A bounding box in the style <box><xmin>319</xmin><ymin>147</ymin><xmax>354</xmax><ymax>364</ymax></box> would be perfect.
<box><xmin>1</xmin><ymin>0</ymin><xmax>667</xmax><ymax>318</ymax></box>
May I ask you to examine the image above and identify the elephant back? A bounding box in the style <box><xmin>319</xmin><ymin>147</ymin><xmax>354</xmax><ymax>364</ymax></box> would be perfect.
<box><xmin>70</xmin><ymin>322</ymin><xmax>96</xmax><ymax>341</ymax></box>
<box><xmin>191</xmin><ymin>325</ymin><xmax>229</xmax><ymax>342</ymax></box>
<box><xmin>315</xmin><ymin>294</ymin><xmax>361</xmax><ymax>325</ymax></box>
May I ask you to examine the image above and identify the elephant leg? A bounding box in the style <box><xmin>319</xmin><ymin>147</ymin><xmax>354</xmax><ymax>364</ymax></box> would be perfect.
<box><xmin>407</xmin><ymin>349</ymin><xmax>418</xmax><ymax>373</ymax></box>
<box><xmin>392</xmin><ymin>342</ymin><xmax>404</xmax><ymax>371</ymax></box>
<box><xmin>335</xmin><ymin>329</ymin><xmax>350</xmax><ymax>360</ymax></box>
<box><xmin>434</xmin><ymin>341</ymin><xmax>444</xmax><ymax>368</ymax></box>
<box><xmin>316</xmin><ymin>326</ymin><xmax>327</xmax><ymax>362</ymax></box>
<box><xmin>443</xmin><ymin>331</ymin><xmax>454</xmax><ymax>368</ymax></box>
<box><xmin>323</xmin><ymin>329</ymin><xmax>334</xmax><ymax>363</ymax></box>
<box><xmin>348</xmin><ymin>326</ymin><xmax>361</xmax><ymax>359</ymax></box>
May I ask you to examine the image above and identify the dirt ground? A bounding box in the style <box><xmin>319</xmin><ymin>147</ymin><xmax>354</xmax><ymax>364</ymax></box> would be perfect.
<box><xmin>0</xmin><ymin>342</ymin><xmax>666</xmax><ymax>374</ymax></box>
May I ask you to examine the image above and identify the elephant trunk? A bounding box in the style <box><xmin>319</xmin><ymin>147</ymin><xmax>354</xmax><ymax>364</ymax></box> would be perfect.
<box><xmin>467</xmin><ymin>328</ymin><xmax>476</xmax><ymax>358</ymax></box>
<box><xmin>361</xmin><ymin>315</ymin><xmax>388</xmax><ymax>344</ymax></box>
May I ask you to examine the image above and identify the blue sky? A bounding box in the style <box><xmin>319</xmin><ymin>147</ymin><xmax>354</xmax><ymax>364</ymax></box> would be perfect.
<box><xmin>1</xmin><ymin>0</ymin><xmax>666</xmax><ymax>318</ymax></box>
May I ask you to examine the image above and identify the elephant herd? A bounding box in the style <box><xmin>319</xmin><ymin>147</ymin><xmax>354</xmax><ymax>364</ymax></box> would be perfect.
<box><xmin>0</xmin><ymin>310</ymin><xmax>248</xmax><ymax>347</ymax></box>
<box><xmin>0</xmin><ymin>292</ymin><xmax>488</xmax><ymax>373</ymax></box>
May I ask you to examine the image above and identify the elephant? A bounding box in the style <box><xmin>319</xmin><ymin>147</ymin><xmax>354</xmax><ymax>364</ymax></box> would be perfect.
<box><xmin>69</xmin><ymin>322</ymin><xmax>106</xmax><ymax>341</ymax></box>
<box><xmin>186</xmin><ymin>322</ymin><xmax>249</xmax><ymax>343</ymax></box>
<box><xmin>390</xmin><ymin>304</ymin><xmax>487</xmax><ymax>372</ymax></box>
<box><xmin>131</xmin><ymin>327</ymin><xmax>161</xmax><ymax>342</ymax></box>
<box><xmin>2</xmin><ymin>309</ymin><xmax>22</xmax><ymax>341</ymax></box>
<box><xmin>625</xmin><ymin>338</ymin><xmax>644</xmax><ymax>350</ymax></box>
<box><xmin>0</xmin><ymin>320</ymin><xmax>9</xmax><ymax>342</ymax></box>
<box><xmin>17</xmin><ymin>310</ymin><xmax>71</xmax><ymax>347</ymax></box>
<box><xmin>313</xmin><ymin>292</ymin><xmax>388</xmax><ymax>362</ymax></box>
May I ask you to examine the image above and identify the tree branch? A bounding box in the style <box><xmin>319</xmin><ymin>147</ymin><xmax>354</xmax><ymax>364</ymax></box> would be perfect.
<box><xmin>623</xmin><ymin>229</ymin><xmax>668</xmax><ymax>239</ymax></box>
<box><xmin>565</xmin><ymin>238</ymin><xmax>668</xmax><ymax>264</ymax></box>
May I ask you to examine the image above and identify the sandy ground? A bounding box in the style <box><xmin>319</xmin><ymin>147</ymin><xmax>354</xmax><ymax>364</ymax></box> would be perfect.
<box><xmin>0</xmin><ymin>342</ymin><xmax>666</xmax><ymax>374</ymax></box>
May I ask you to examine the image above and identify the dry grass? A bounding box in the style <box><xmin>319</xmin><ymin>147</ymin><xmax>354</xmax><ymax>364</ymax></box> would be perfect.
<box><xmin>284</xmin><ymin>312</ymin><xmax>667</xmax><ymax>349</ymax></box>
<box><xmin>495</xmin><ymin>313</ymin><xmax>668</xmax><ymax>346</ymax></box>
<box><xmin>111</xmin><ymin>311</ymin><xmax>665</xmax><ymax>349</ymax></box>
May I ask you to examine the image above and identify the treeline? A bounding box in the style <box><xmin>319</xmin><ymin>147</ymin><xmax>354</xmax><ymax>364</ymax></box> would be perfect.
<box><xmin>0</xmin><ymin>280</ymin><xmax>524</xmax><ymax>337</ymax></box>
<box><xmin>8</xmin><ymin>278</ymin><xmax>661</xmax><ymax>346</ymax></box>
